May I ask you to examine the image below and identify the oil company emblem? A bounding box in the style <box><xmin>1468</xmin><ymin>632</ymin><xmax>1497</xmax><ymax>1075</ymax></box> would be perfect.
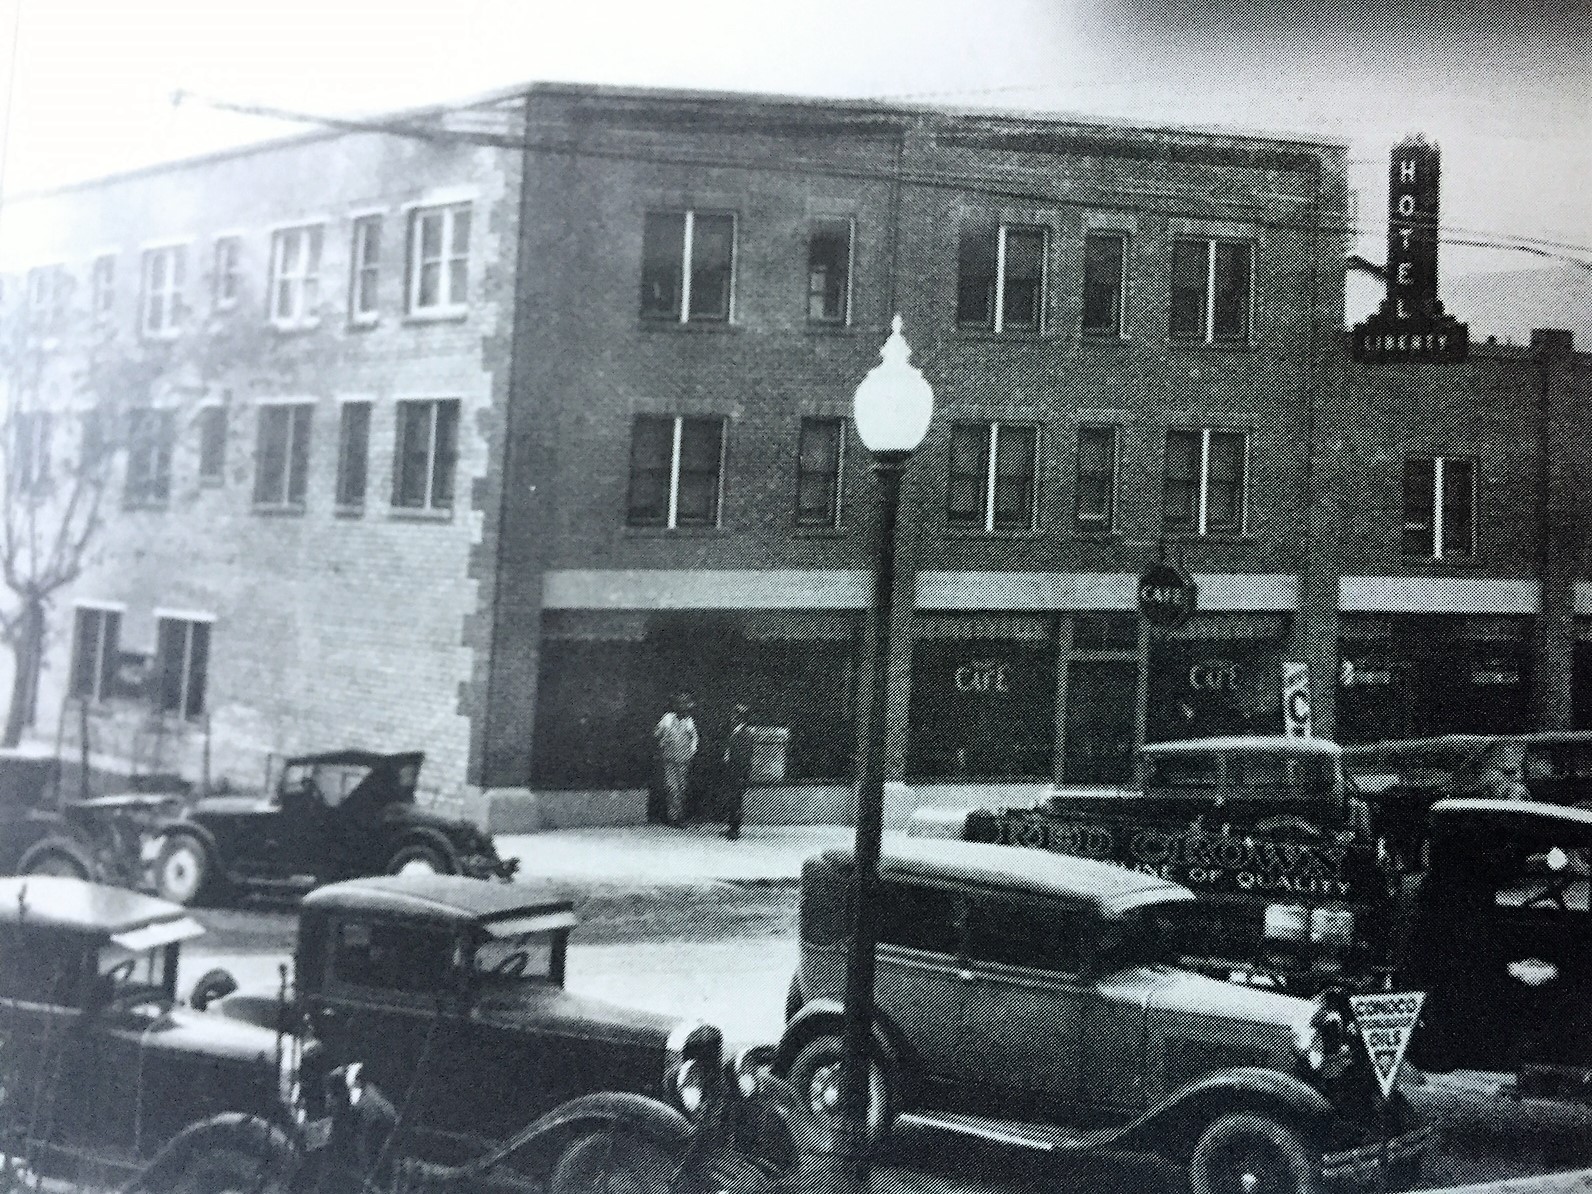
<box><xmin>1349</xmin><ymin>991</ymin><xmax>1426</xmax><ymax>1099</ymax></box>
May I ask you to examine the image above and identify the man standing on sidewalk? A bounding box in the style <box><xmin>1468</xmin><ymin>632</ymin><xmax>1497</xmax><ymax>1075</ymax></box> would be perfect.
<box><xmin>653</xmin><ymin>692</ymin><xmax>699</xmax><ymax>827</ymax></box>
<box><xmin>719</xmin><ymin>703</ymin><xmax>753</xmax><ymax>840</ymax></box>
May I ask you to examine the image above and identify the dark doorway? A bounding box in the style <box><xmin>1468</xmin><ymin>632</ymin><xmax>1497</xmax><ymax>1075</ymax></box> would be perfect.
<box><xmin>1063</xmin><ymin>660</ymin><xmax>1137</xmax><ymax>783</ymax></box>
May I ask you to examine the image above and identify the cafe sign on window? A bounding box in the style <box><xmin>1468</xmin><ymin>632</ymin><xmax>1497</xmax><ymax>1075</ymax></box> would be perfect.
<box><xmin>955</xmin><ymin>658</ymin><xmax>1012</xmax><ymax>694</ymax></box>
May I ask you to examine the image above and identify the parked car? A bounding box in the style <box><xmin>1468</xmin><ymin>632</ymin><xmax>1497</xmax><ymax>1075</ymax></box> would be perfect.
<box><xmin>778</xmin><ymin>840</ymin><xmax>1429</xmax><ymax>1194</ymax></box>
<box><xmin>0</xmin><ymin>874</ymin><xmax>331</xmax><ymax>1191</ymax></box>
<box><xmin>205</xmin><ymin>872</ymin><xmax>797</xmax><ymax>1179</ymax></box>
<box><xmin>146</xmin><ymin>750</ymin><xmax>516</xmax><ymax>905</ymax></box>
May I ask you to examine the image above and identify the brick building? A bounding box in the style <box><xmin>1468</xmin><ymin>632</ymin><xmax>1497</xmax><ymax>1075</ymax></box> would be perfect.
<box><xmin>1</xmin><ymin>84</ymin><xmax>1585</xmax><ymax>821</ymax></box>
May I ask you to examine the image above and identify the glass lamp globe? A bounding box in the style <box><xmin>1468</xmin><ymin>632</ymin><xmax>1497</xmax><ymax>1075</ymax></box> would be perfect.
<box><xmin>853</xmin><ymin>315</ymin><xmax>934</xmax><ymax>453</ymax></box>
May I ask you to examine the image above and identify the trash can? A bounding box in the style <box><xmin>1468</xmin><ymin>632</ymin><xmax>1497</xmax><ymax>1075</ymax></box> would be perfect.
<box><xmin>746</xmin><ymin>726</ymin><xmax>790</xmax><ymax>785</ymax></box>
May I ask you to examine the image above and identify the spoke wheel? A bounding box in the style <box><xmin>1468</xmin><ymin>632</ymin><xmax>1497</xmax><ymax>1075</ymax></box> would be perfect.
<box><xmin>787</xmin><ymin>1035</ymin><xmax>894</xmax><ymax>1146</ymax></box>
<box><xmin>549</xmin><ymin>1131</ymin><xmax>675</xmax><ymax>1194</ymax></box>
<box><xmin>155</xmin><ymin>835</ymin><xmax>210</xmax><ymax>905</ymax></box>
<box><xmin>1188</xmin><ymin>1113</ymin><xmax>1319</xmax><ymax>1194</ymax></box>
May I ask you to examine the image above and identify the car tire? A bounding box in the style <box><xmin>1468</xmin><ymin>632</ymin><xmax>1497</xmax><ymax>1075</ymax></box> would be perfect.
<box><xmin>17</xmin><ymin>840</ymin><xmax>91</xmax><ymax>879</ymax></box>
<box><xmin>1187</xmin><ymin>1112</ymin><xmax>1320</xmax><ymax>1194</ymax></box>
<box><xmin>787</xmin><ymin>1034</ymin><xmax>897</xmax><ymax>1147</ymax></box>
<box><xmin>549</xmin><ymin>1130</ymin><xmax>676</xmax><ymax>1194</ymax></box>
<box><xmin>171</xmin><ymin>1145</ymin><xmax>288</xmax><ymax>1194</ymax></box>
<box><xmin>155</xmin><ymin>834</ymin><xmax>212</xmax><ymax>906</ymax></box>
<box><xmin>386</xmin><ymin>841</ymin><xmax>455</xmax><ymax>877</ymax></box>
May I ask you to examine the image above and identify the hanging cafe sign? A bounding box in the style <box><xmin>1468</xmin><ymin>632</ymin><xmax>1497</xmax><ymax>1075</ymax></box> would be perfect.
<box><xmin>1138</xmin><ymin>562</ymin><xmax>1197</xmax><ymax>632</ymax></box>
<box><xmin>1351</xmin><ymin>135</ymin><xmax>1469</xmax><ymax>363</ymax></box>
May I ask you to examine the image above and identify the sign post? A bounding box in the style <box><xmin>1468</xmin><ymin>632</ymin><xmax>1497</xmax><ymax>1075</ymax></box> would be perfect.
<box><xmin>1282</xmin><ymin>662</ymin><xmax>1312</xmax><ymax>737</ymax></box>
<box><xmin>1350</xmin><ymin>991</ymin><xmax>1426</xmax><ymax>1193</ymax></box>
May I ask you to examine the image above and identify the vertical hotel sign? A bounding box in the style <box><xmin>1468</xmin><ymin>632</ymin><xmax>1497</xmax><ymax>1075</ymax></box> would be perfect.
<box><xmin>1351</xmin><ymin>136</ymin><xmax>1468</xmax><ymax>363</ymax></box>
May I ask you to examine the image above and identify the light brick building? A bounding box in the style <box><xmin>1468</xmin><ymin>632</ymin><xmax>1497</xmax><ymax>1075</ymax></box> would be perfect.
<box><xmin>1</xmin><ymin>84</ymin><xmax>1585</xmax><ymax>824</ymax></box>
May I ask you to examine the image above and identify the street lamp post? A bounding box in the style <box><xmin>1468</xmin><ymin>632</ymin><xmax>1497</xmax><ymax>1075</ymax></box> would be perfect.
<box><xmin>836</xmin><ymin>315</ymin><xmax>933</xmax><ymax>1194</ymax></box>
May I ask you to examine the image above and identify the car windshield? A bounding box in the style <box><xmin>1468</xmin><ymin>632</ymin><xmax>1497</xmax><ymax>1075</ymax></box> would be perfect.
<box><xmin>473</xmin><ymin>932</ymin><xmax>557</xmax><ymax>984</ymax></box>
<box><xmin>95</xmin><ymin>943</ymin><xmax>172</xmax><ymax>1013</ymax></box>
<box><xmin>282</xmin><ymin>763</ymin><xmax>374</xmax><ymax>809</ymax></box>
<box><xmin>1096</xmin><ymin>903</ymin><xmax>1196</xmax><ymax>973</ymax></box>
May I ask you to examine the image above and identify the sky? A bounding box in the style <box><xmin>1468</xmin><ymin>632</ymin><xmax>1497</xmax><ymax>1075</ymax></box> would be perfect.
<box><xmin>0</xmin><ymin>0</ymin><xmax>1588</xmax><ymax>302</ymax></box>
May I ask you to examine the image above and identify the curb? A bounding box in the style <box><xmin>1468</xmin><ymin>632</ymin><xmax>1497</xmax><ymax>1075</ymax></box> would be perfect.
<box><xmin>1430</xmin><ymin>1169</ymin><xmax>1592</xmax><ymax>1194</ymax></box>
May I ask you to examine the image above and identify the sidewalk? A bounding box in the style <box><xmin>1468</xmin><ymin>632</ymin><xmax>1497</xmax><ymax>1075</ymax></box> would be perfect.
<box><xmin>495</xmin><ymin>822</ymin><xmax>883</xmax><ymax>887</ymax></box>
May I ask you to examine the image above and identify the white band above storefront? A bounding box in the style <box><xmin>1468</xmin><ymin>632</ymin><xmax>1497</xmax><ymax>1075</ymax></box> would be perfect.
<box><xmin>1339</xmin><ymin>576</ymin><xmax>1540</xmax><ymax>614</ymax></box>
<box><xmin>915</xmin><ymin>571</ymin><xmax>1299</xmax><ymax>612</ymax></box>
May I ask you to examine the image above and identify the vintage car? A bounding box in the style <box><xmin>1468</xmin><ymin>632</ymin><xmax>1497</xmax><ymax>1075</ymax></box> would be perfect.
<box><xmin>957</xmin><ymin>737</ymin><xmax>1391</xmax><ymax>992</ymax></box>
<box><xmin>146</xmin><ymin>749</ymin><xmax>516</xmax><ymax>905</ymax></box>
<box><xmin>0</xmin><ymin>875</ymin><xmax>331</xmax><ymax>1191</ymax></box>
<box><xmin>777</xmin><ymin>840</ymin><xmax>1429</xmax><ymax>1194</ymax></box>
<box><xmin>205</xmin><ymin>873</ymin><xmax>796</xmax><ymax>1180</ymax></box>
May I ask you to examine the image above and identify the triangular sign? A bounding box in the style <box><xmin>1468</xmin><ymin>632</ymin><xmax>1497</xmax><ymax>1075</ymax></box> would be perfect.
<box><xmin>1349</xmin><ymin>991</ymin><xmax>1426</xmax><ymax>1099</ymax></box>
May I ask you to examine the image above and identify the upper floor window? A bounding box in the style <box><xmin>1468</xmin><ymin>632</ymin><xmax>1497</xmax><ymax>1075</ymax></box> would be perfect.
<box><xmin>640</xmin><ymin>211</ymin><xmax>734</xmax><ymax>324</ymax></box>
<box><xmin>393</xmin><ymin>399</ymin><xmax>458</xmax><ymax>512</ymax></box>
<box><xmin>947</xmin><ymin>421</ymin><xmax>1038</xmax><ymax>532</ymax></box>
<box><xmin>269</xmin><ymin>225</ymin><xmax>323</xmax><ymax>327</ymax></box>
<box><xmin>626</xmin><ymin>415</ymin><xmax>725</xmax><ymax>529</ymax></box>
<box><xmin>12</xmin><ymin>411</ymin><xmax>52</xmax><ymax>493</ymax></box>
<box><xmin>407</xmin><ymin>203</ymin><xmax>471</xmax><ymax>315</ymax></box>
<box><xmin>253</xmin><ymin>402</ymin><xmax>312</xmax><ymax>510</ymax></box>
<box><xmin>140</xmin><ymin>247</ymin><xmax>186</xmax><ymax>338</ymax></box>
<box><xmin>806</xmin><ymin>219</ymin><xmax>852</xmax><ymax>325</ymax></box>
<box><xmin>70</xmin><ymin>605</ymin><xmax>122</xmax><ymax>704</ymax></box>
<box><xmin>155</xmin><ymin>615</ymin><xmax>210</xmax><ymax>721</ymax></box>
<box><xmin>336</xmin><ymin>401</ymin><xmax>373</xmax><ymax>510</ymax></box>
<box><xmin>1082</xmin><ymin>233</ymin><xmax>1126</xmax><ymax>337</ymax></box>
<box><xmin>1402</xmin><ymin>456</ymin><xmax>1475</xmax><ymax>560</ymax></box>
<box><xmin>25</xmin><ymin>266</ymin><xmax>68</xmax><ymax>328</ymax></box>
<box><xmin>796</xmin><ymin>416</ymin><xmax>845</xmax><ymax>528</ymax></box>
<box><xmin>197</xmin><ymin>405</ymin><xmax>227</xmax><ymax>486</ymax></box>
<box><xmin>213</xmin><ymin>237</ymin><xmax>241</xmax><ymax>311</ymax></box>
<box><xmin>1074</xmin><ymin>424</ymin><xmax>1119</xmax><ymax>533</ymax></box>
<box><xmin>91</xmin><ymin>255</ymin><xmax>116</xmax><ymax>318</ymax></box>
<box><xmin>349</xmin><ymin>216</ymin><xmax>382</xmax><ymax>325</ymax></box>
<box><xmin>1170</xmin><ymin>238</ymin><xmax>1252</xmax><ymax>343</ymax></box>
<box><xmin>124</xmin><ymin>408</ymin><xmax>175</xmax><ymax>507</ymax></box>
<box><xmin>957</xmin><ymin>223</ymin><xmax>1045</xmax><ymax>334</ymax></box>
<box><xmin>1163</xmin><ymin>427</ymin><xmax>1247</xmax><ymax>536</ymax></box>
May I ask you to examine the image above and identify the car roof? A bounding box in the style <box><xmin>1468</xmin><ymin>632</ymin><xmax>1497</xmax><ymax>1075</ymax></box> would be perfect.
<box><xmin>0</xmin><ymin>876</ymin><xmax>196</xmax><ymax>938</ymax></box>
<box><xmin>284</xmin><ymin>749</ymin><xmax>425</xmax><ymax>769</ymax></box>
<box><xmin>1431</xmin><ymin>797</ymin><xmax>1592</xmax><ymax>832</ymax></box>
<box><xmin>1141</xmin><ymin>735</ymin><xmax>1342</xmax><ymax>757</ymax></box>
<box><xmin>817</xmin><ymin>839</ymin><xmax>1194</xmax><ymax>917</ymax></box>
<box><xmin>304</xmin><ymin>874</ymin><xmax>574</xmax><ymax>928</ymax></box>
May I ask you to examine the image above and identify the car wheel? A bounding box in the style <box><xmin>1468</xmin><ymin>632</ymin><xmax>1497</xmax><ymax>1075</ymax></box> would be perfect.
<box><xmin>155</xmin><ymin>834</ymin><xmax>212</xmax><ymax>906</ymax></box>
<box><xmin>171</xmin><ymin>1145</ymin><xmax>288</xmax><ymax>1194</ymax></box>
<box><xmin>17</xmin><ymin>842</ymin><xmax>90</xmax><ymax>879</ymax></box>
<box><xmin>1188</xmin><ymin>1113</ymin><xmax>1320</xmax><ymax>1194</ymax></box>
<box><xmin>549</xmin><ymin>1130</ymin><xmax>676</xmax><ymax>1194</ymax></box>
<box><xmin>386</xmin><ymin>842</ymin><xmax>455</xmax><ymax>876</ymax></box>
<box><xmin>787</xmin><ymin>1034</ymin><xmax>896</xmax><ymax>1147</ymax></box>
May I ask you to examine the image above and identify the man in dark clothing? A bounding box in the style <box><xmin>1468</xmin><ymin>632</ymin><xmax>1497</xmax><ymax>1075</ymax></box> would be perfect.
<box><xmin>720</xmin><ymin>703</ymin><xmax>753</xmax><ymax>840</ymax></box>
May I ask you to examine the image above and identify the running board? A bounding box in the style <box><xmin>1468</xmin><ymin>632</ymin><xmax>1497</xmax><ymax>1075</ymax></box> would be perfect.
<box><xmin>899</xmin><ymin>1111</ymin><xmax>1115</xmax><ymax>1153</ymax></box>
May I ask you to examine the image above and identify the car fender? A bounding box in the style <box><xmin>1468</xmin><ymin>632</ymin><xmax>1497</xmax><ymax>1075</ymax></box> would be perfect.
<box><xmin>117</xmin><ymin>1111</ymin><xmax>297</xmax><ymax>1194</ymax></box>
<box><xmin>456</xmin><ymin>1090</ymin><xmax>695</xmax><ymax>1177</ymax></box>
<box><xmin>16</xmin><ymin>834</ymin><xmax>98</xmax><ymax>879</ymax></box>
<box><xmin>774</xmin><ymin>997</ymin><xmax>915</xmax><ymax>1098</ymax></box>
<box><xmin>1107</xmin><ymin>1066</ymin><xmax>1338</xmax><ymax>1159</ymax></box>
<box><xmin>148</xmin><ymin>815</ymin><xmax>222</xmax><ymax>858</ymax></box>
<box><xmin>383</xmin><ymin>824</ymin><xmax>459</xmax><ymax>868</ymax></box>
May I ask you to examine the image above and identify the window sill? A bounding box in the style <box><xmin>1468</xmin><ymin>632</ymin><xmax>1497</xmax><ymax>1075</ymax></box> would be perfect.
<box><xmin>792</xmin><ymin>524</ymin><xmax>846</xmax><ymax>538</ymax></box>
<box><xmin>270</xmin><ymin>318</ymin><xmax>321</xmax><ymax>334</ymax></box>
<box><xmin>1165</xmin><ymin>338</ymin><xmax>1255</xmax><ymax>353</ymax></box>
<box><xmin>252</xmin><ymin>503</ymin><xmax>307</xmax><ymax>517</ymax></box>
<box><xmin>638</xmin><ymin>319</ymin><xmax>737</xmax><ymax>334</ymax></box>
<box><xmin>1159</xmin><ymin>531</ymin><xmax>1255</xmax><ymax>543</ymax></box>
<box><xmin>404</xmin><ymin>307</ymin><xmax>469</xmax><ymax>325</ymax></box>
<box><xmin>624</xmin><ymin>525</ymin><xmax>725</xmax><ymax>537</ymax></box>
<box><xmin>942</xmin><ymin>526</ymin><xmax>1043</xmax><ymax>540</ymax></box>
<box><xmin>388</xmin><ymin>506</ymin><xmax>454</xmax><ymax>523</ymax></box>
<box><xmin>334</xmin><ymin>504</ymin><xmax>367</xmax><ymax>519</ymax></box>
<box><xmin>952</xmin><ymin>327</ymin><xmax>1046</xmax><ymax>343</ymax></box>
<box><xmin>347</xmin><ymin>317</ymin><xmax>381</xmax><ymax>332</ymax></box>
<box><xmin>1399</xmin><ymin>555</ymin><xmax>1481</xmax><ymax>568</ymax></box>
<box><xmin>140</xmin><ymin>329</ymin><xmax>182</xmax><ymax>343</ymax></box>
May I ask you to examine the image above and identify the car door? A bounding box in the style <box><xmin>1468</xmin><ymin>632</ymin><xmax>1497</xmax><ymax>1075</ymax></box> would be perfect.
<box><xmin>958</xmin><ymin>894</ymin><xmax>1087</xmax><ymax>1121</ymax></box>
<box><xmin>0</xmin><ymin>930</ymin><xmax>92</xmax><ymax>1156</ymax></box>
<box><xmin>312</xmin><ymin>915</ymin><xmax>470</xmax><ymax>1161</ymax></box>
<box><xmin>872</xmin><ymin>879</ymin><xmax>968</xmax><ymax>1100</ymax></box>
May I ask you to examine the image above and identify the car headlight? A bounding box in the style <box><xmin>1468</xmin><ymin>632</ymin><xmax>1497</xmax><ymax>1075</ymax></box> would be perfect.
<box><xmin>1265</xmin><ymin>904</ymin><xmax>1309</xmax><ymax>944</ymax></box>
<box><xmin>1310</xmin><ymin>905</ymin><xmax>1355</xmax><ymax>952</ymax></box>
<box><xmin>673</xmin><ymin>1058</ymin><xmax>708</xmax><ymax>1115</ymax></box>
<box><xmin>1294</xmin><ymin>997</ymin><xmax>1350</xmax><ymax>1074</ymax></box>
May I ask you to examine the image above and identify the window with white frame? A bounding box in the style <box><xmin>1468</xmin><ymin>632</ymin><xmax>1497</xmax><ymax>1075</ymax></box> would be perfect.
<box><xmin>1403</xmin><ymin>456</ymin><xmax>1475</xmax><ymax>560</ymax></box>
<box><xmin>213</xmin><ymin>237</ymin><xmax>241</xmax><ymax>310</ymax></box>
<box><xmin>393</xmin><ymin>399</ymin><xmax>459</xmax><ymax>511</ymax></box>
<box><xmin>640</xmin><ymin>211</ymin><xmax>735</xmax><ymax>323</ymax></box>
<box><xmin>124</xmin><ymin>408</ymin><xmax>175</xmax><ymax>507</ymax></box>
<box><xmin>957</xmin><ymin>223</ymin><xmax>1046</xmax><ymax>333</ymax></box>
<box><xmin>947</xmin><ymin>421</ymin><xmax>1039</xmax><ymax>532</ymax></box>
<box><xmin>269</xmin><ymin>225</ymin><xmax>323</xmax><ymax>326</ymax></box>
<box><xmin>12</xmin><ymin>411</ymin><xmax>52</xmax><ymax>493</ymax></box>
<box><xmin>1074</xmin><ymin>424</ymin><xmax>1119</xmax><ymax>533</ymax></box>
<box><xmin>806</xmin><ymin>219</ymin><xmax>852</xmax><ymax>325</ymax></box>
<box><xmin>1162</xmin><ymin>427</ymin><xmax>1248</xmax><ymax>536</ymax></box>
<box><xmin>349</xmin><ymin>215</ymin><xmax>382</xmax><ymax>324</ymax></box>
<box><xmin>155</xmin><ymin>615</ymin><xmax>210</xmax><ymax>720</ymax></box>
<box><xmin>336</xmin><ymin>401</ymin><xmax>373</xmax><ymax>509</ymax></box>
<box><xmin>626</xmin><ymin>415</ymin><xmax>725</xmax><ymax>528</ymax></box>
<box><xmin>1081</xmin><ymin>233</ymin><xmax>1126</xmax><ymax>337</ymax></box>
<box><xmin>796</xmin><ymin>416</ymin><xmax>845</xmax><ymax>527</ymax></box>
<box><xmin>1169</xmin><ymin>237</ymin><xmax>1253</xmax><ymax>343</ymax></box>
<box><xmin>70</xmin><ymin>605</ymin><xmax>122</xmax><ymax>703</ymax></box>
<box><xmin>252</xmin><ymin>402</ymin><xmax>313</xmax><ymax>509</ymax></box>
<box><xmin>140</xmin><ymin>246</ymin><xmax>186</xmax><ymax>337</ymax></box>
<box><xmin>91</xmin><ymin>255</ymin><xmax>116</xmax><ymax>318</ymax></box>
<box><xmin>407</xmin><ymin>203</ymin><xmax>471</xmax><ymax>315</ymax></box>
